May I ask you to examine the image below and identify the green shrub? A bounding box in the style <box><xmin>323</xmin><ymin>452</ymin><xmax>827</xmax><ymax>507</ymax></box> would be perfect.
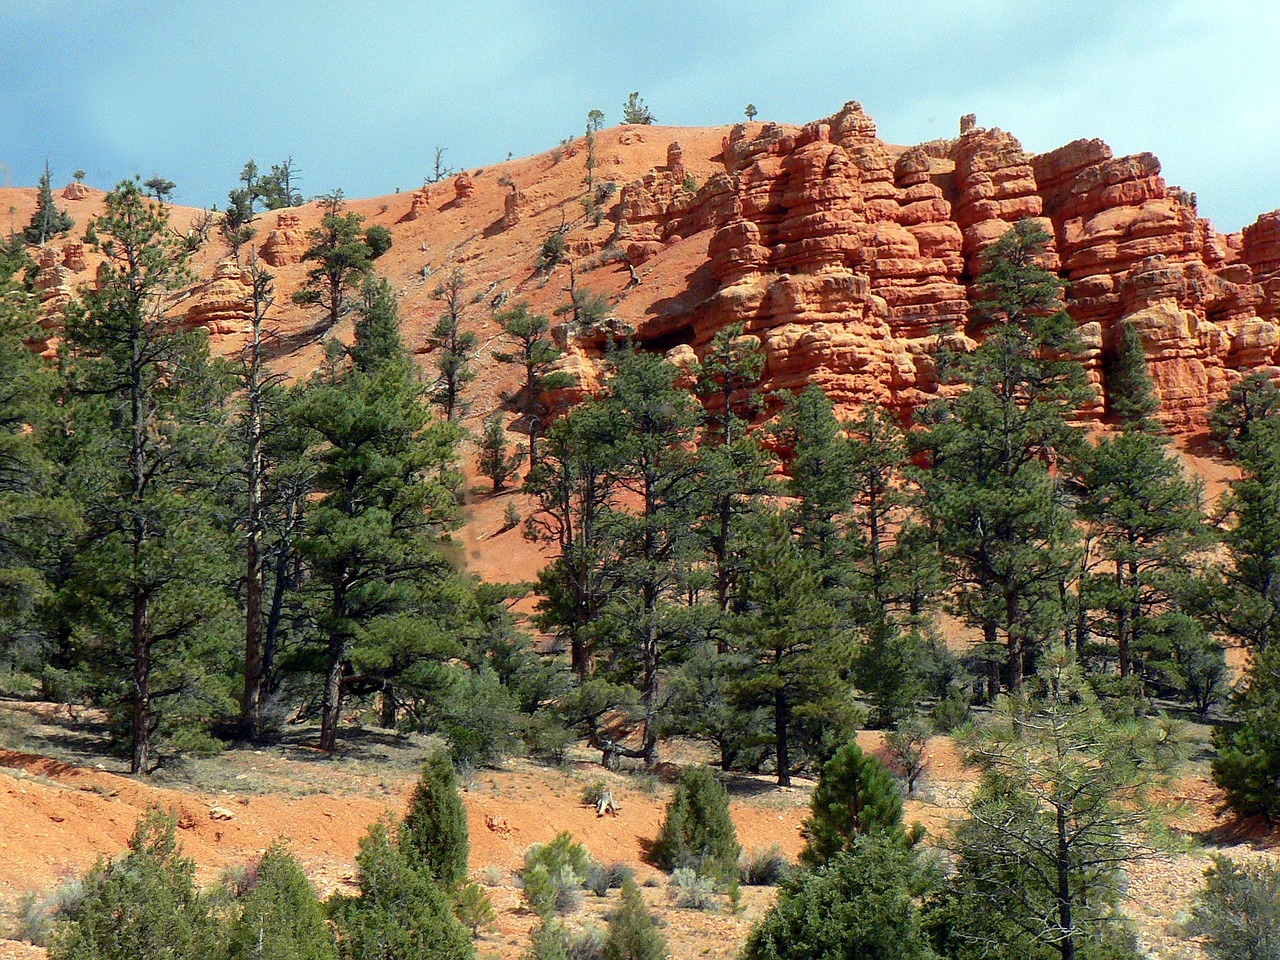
<box><xmin>1191</xmin><ymin>855</ymin><xmax>1280</xmax><ymax>960</ymax></box>
<box><xmin>50</xmin><ymin>809</ymin><xmax>213</xmax><ymax>960</ymax></box>
<box><xmin>400</xmin><ymin>749</ymin><xmax>470</xmax><ymax>890</ymax></box>
<box><xmin>522</xmin><ymin>832</ymin><xmax>590</xmax><ymax>917</ymax></box>
<box><xmin>225</xmin><ymin>841</ymin><xmax>337</xmax><ymax>960</ymax></box>
<box><xmin>930</xmin><ymin>684</ymin><xmax>971</xmax><ymax>733</ymax></box>
<box><xmin>740</xmin><ymin>846</ymin><xmax>791</xmax><ymax>887</ymax></box>
<box><xmin>603</xmin><ymin>878</ymin><xmax>667</xmax><ymax>960</ymax></box>
<box><xmin>538</xmin><ymin>232</ymin><xmax>566</xmax><ymax>271</ymax></box>
<box><xmin>331</xmin><ymin>820</ymin><xmax>473</xmax><ymax>960</ymax></box>
<box><xmin>1212</xmin><ymin>645</ymin><xmax>1280</xmax><ymax>821</ymax></box>
<box><xmin>453</xmin><ymin>880</ymin><xmax>495</xmax><ymax>937</ymax></box>
<box><xmin>363</xmin><ymin>224</ymin><xmax>393</xmax><ymax>258</ymax></box>
<box><xmin>524</xmin><ymin>916</ymin><xmax>572</xmax><ymax>960</ymax></box>
<box><xmin>801</xmin><ymin>737</ymin><xmax>914</xmax><ymax>869</ymax></box>
<box><xmin>667</xmin><ymin>868</ymin><xmax>717</xmax><ymax>911</ymax></box>
<box><xmin>580</xmin><ymin>778</ymin><xmax>609</xmax><ymax>807</ymax></box>
<box><xmin>741</xmin><ymin>839</ymin><xmax>933</xmax><ymax>960</ymax></box>
<box><xmin>652</xmin><ymin>765</ymin><xmax>740</xmax><ymax>885</ymax></box>
<box><xmin>584</xmin><ymin>860</ymin><xmax>634</xmax><ymax>897</ymax></box>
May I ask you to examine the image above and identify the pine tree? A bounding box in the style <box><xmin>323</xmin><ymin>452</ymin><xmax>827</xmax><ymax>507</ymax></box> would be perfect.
<box><xmin>52</xmin><ymin>810</ymin><xmax>213</xmax><ymax>960</ymax></box>
<box><xmin>916</xmin><ymin>220</ymin><xmax>1089</xmax><ymax>695</ymax></box>
<box><xmin>23</xmin><ymin>161</ymin><xmax>74</xmax><ymax>245</ymax></box>
<box><xmin>602</xmin><ymin>878</ymin><xmax>668</xmax><ymax>960</ymax></box>
<box><xmin>400</xmin><ymin>750</ymin><xmax>470</xmax><ymax>890</ymax></box>
<box><xmin>943</xmin><ymin>645</ymin><xmax>1184</xmax><ymax>960</ymax></box>
<box><xmin>1106</xmin><ymin>321</ymin><xmax>1159</xmax><ymax>427</ymax></box>
<box><xmin>801</xmin><ymin>737</ymin><xmax>912</xmax><ymax>868</ymax></box>
<box><xmin>732</xmin><ymin>511</ymin><xmax>858</xmax><ymax>785</ymax></box>
<box><xmin>428</xmin><ymin>269</ymin><xmax>479</xmax><ymax>421</ymax></box>
<box><xmin>60</xmin><ymin>180</ymin><xmax>237</xmax><ymax>773</ymax></box>
<box><xmin>292</xmin><ymin>191</ymin><xmax>373</xmax><ymax>332</ymax></box>
<box><xmin>297</xmin><ymin>274</ymin><xmax>463</xmax><ymax>752</ymax></box>
<box><xmin>1211</xmin><ymin>642</ymin><xmax>1280</xmax><ymax>821</ymax></box>
<box><xmin>494</xmin><ymin>301</ymin><xmax>572</xmax><ymax>474</ymax></box>
<box><xmin>591</xmin><ymin>349</ymin><xmax>704</xmax><ymax>764</ymax></box>
<box><xmin>779</xmin><ymin>387</ymin><xmax>853</xmax><ymax>583</ymax></box>
<box><xmin>224</xmin><ymin>841</ymin><xmax>337</xmax><ymax>960</ymax></box>
<box><xmin>652</xmin><ymin>765</ymin><xmax>740</xmax><ymax>885</ymax></box>
<box><xmin>478</xmin><ymin>413</ymin><xmax>521</xmax><ymax>492</ymax></box>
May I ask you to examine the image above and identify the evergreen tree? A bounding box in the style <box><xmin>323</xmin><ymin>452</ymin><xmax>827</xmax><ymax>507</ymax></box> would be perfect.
<box><xmin>942</xmin><ymin>645</ymin><xmax>1184</xmax><ymax>960</ymax></box>
<box><xmin>331</xmin><ymin>819</ymin><xmax>474</xmax><ymax>960</ymax></box>
<box><xmin>916</xmin><ymin>220</ymin><xmax>1089</xmax><ymax>695</ymax></box>
<box><xmin>526</xmin><ymin>401</ymin><xmax>619</xmax><ymax>680</ymax></box>
<box><xmin>427</xmin><ymin>269</ymin><xmax>479</xmax><ymax>421</ymax></box>
<box><xmin>494</xmin><ymin>301</ymin><xmax>572</xmax><ymax>474</ymax></box>
<box><xmin>259</xmin><ymin>157</ymin><xmax>303</xmax><ymax>210</ymax></box>
<box><xmin>478</xmin><ymin>413</ymin><xmax>521</xmax><ymax>492</ymax></box>
<box><xmin>732</xmin><ymin>511</ymin><xmax>858</xmax><ymax>785</ymax></box>
<box><xmin>652</xmin><ymin>765</ymin><xmax>740</xmax><ymax>885</ymax></box>
<box><xmin>1191</xmin><ymin>855</ymin><xmax>1280</xmax><ymax>960</ymax></box>
<box><xmin>297</xmin><ymin>274</ymin><xmax>463</xmax><ymax>752</ymax></box>
<box><xmin>801</xmin><ymin>737</ymin><xmax>912</xmax><ymax>868</ymax></box>
<box><xmin>1077</xmin><ymin>428</ymin><xmax>1207</xmax><ymax>682</ymax></box>
<box><xmin>292</xmin><ymin>191</ymin><xmax>373</xmax><ymax>332</ymax></box>
<box><xmin>602</xmin><ymin>878</ymin><xmax>668</xmax><ymax>960</ymax></box>
<box><xmin>741</xmin><ymin>839</ymin><xmax>933</xmax><ymax>960</ymax></box>
<box><xmin>60</xmin><ymin>180</ymin><xmax>237</xmax><ymax>773</ymax></box>
<box><xmin>591</xmin><ymin>349</ymin><xmax>704</xmax><ymax>764</ymax></box>
<box><xmin>142</xmin><ymin>176</ymin><xmax>175</xmax><ymax>205</ymax></box>
<box><xmin>23</xmin><ymin>161</ymin><xmax>74</xmax><ymax>245</ymax></box>
<box><xmin>779</xmin><ymin>386</ymin><xmax>853</xmax><ymax>583</ymax></box>
<box><xmin>52</xmin><ymin>810</ymin><xmax>212</xmax><ymax>960</ymax></box>
<box><xmin>0</xmin><ymin>269</ymin><xmax>76</xmax><ymax>670</ymax></box>
<box><xmin>1209</xmin><ymin>372</ymin><xmax>1280</xmax><ymax>454</ymax></box>
<box><xmin>400</xmin><ymin>749</ymin><xmax>470</xmax><ymax>890</ymax></box>
<box><xmin>621</xmin><ymin>92</ymin><xmax>655</xmax><ymax>125</ymax></box>
<box><xmin>1211</xmin><ymin>642</ymin><xmax>1280</xmax><ymax>821</ymax></box>
<box><xmin>1105</xmin><ymin>321</ymin><xmax>1159</xmax><ymax>428</ymax></box>
<box><xmin>224</xmin><ymin>841</ymin><xmax>337</xmax><ymax>960</ymax></box>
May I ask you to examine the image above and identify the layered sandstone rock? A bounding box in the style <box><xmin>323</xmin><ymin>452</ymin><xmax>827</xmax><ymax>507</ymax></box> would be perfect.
<box><xmin>453</xmin><ymin>172</ymin><xmax>475</xmax><ymax>203</ymax></box>
<box><xmin>181</xmin><ymin>260</ymin><xmax>252</xmax><ymax>344</ymax></box>
<box><xmin>404</xmin><ymin>186</ymin><xmax>432</xmax><ymax>221</ymax></box>
<box><xmin>62</xmin><ymin>182</ymin><xmax>88</xmax><ymax>201</ymax></box>
<box><xmin>602</xmin><ymin>103</ymin><xmax>1280</xmax><ymax>433</ymax></box>
<box><xmin>260</xmin><ymin>213</ymin><xmax>306</xmax><ymax>267</ymax></box>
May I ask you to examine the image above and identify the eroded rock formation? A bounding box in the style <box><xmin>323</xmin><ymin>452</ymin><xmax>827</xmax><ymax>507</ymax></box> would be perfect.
<box><xmin>260</xmin><ymin>213</ymin><xmax>306</xmax><ymax>267</ymax></box>
<box><xmin>606</xmin><ymin>101</ymin><xmax>1280</xmax><ymax>433</ymax></box>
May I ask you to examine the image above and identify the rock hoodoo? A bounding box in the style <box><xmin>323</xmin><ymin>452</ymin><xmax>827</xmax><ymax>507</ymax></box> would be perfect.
<box><xmin>604</xmin><ymin>101</ymin><xmax>1280</xmax><ymax>434</ymax></box>
<box><xmin>260</xmin><ymin>213</ymin><xmax>306</xmax><ymax>267</ymax></box>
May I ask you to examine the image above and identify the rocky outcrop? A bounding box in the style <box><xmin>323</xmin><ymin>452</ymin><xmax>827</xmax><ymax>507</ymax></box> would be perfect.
<box><xmin>260</xmin><ymin>213</ymin><xmax>306</xmax><ymax>267</ymax></box>
<box><xmin>404</xmin><ymin>186</ymin><xmax>432</xmax><ymax>221</ymax></box>
<box><xmin>453</xmin><ymin>172</ymin><xmax>475</xmax><ymax>203</ymax></box>
<box><xmin>181</xmin><ymin>260</ymin><xmax>252</xmax><ymax>344</ymax></box>
<box><xmin>601</xmin><ymin>102</ymin><xmax>1280</xmax><ymax>433</ymax></box>
<box><xmin>62</xmin><ymin>182</ymin><xmax>88</xmax><ymax>201</ymax></box>
<box><xmin>501</xmin><ymin>182</ymin><xmax>522</xmax><ymax>229</ymax></box>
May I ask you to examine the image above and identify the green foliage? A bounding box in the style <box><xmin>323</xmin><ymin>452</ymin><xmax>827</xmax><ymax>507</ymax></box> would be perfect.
<box><xmin>51</xmin><ymin>810</ymin><xmax>212</xmax><ymax>960</ymax></box>
<box><xmin>584</xmin><ymin>860</ymin><xmax>635</xmax><ymax>897</ymax></box>
<box><xmin>652</xmin><ymin>766</ymin><xmax>740</xmax><ymax>885</ymax></box>
<box><xmin>945</xmin><ymin>645</ymin><xmax>1184</xmax><ymax>960</ymax></box>
<box><xmin>603</xmin><ymin>878</ymin><xmax>667</xmax><ymax>960</ymax></box>
<box><xmin>524</xmin><ymin>917</ymin><xmax>573</xmax><ymax>960</ymax></box>
<box><xmin>1212</xmin><ymin>643</ymin><xmax>1280</xmax><ymax>821</ymax></box>
<box><xmin>495</xmin><ymin>300</ymin><xmax>573</xmax><ymax>475</ymax></box>
<box><xmin>741</xmin><ymin>838</ymin><xmax>933</xmax><ymax>960</ymax></box>
<box><xmin>744</xmin><ymin>104</ymin><xmax>758</xmax><ymax>121</ymax></box>
<box><xmin>801</xmin><ymin>738</ymin><xmax>912</xmax><ymax>868</ymax></box>
<box><xmin>23</xmin><ymin>163</ymin><xmax>74</xmax><ymax>244</ymax></box>
<box><xmin>1191</xmin><ymin>855</ymin><xmax>1280</xmax><ymax>960</ymax></box>
<box><xmin>59</xmin><ymin>179</ymin><xmax>236</xmax><ymax>772</ymax></box>
<box><xmin>292</xmin><ymin>191</ymin><xmax>374</xmax><ymax>331</ymax></box>
<box><xmin>521</xmin><ymin>832</ymin><xmax>590</xmax><ymax>917</ymax></box>
<box><xmin>224</xmin><ymin>841</ymin><xmax>337</xmax><ymax>960</ymax></box>
<box><xmin>400</xmin><ymin>749</ymin><xmax>470</xmax><ymax>890</ymax></box>
<box><xmin>538</xmin><ymin>231</ymin><xmax>566</xmax><ymax>271</ymax></box>
<box><xmin>667</xmin><ymin>867</ymin><xmax>717</xmax><ymax>910</ymax></box>
<box><xmin>479</xmin><ymin>413</ymin><xmax>522</xmax><ymax>492</ymax></box>
<box><xmin>453</xmin><ymin>880</ymin><xmax>495</xmax><ymax>937</ymax></box>
<box><xmin>258</xmin><ymin>157</ymin><xmax>304</xmax><ymax>209</ymax></box>
<box><xmin>621</xmin><ymin>92</ymin><xmax>655</xmax><ymax>125</ymax></box>
<box><xmin>739</xmin><ymin>846</ymin><xmax>791</xmax><ymax>887</ymax></box>
<box><xmin>142</xmin><ymin>176</ymin><xmax>175</xmax><ymax>205</ymax></box>
<box><xmin>332</xmin><ymin>819</ymin><xmax>474</xmax><ymax>960</ymax></box>
<box><xmin>428</xmin><ymin>269</ymin><xmax>479</xmax><ymax>420</ymax></box>
<box><xmin>363</xmin><ymin>224</ymin><xmax>393</xmax><ymax>259</ymax></box>
<box><xmin>349</xmin><ymin>275</ymin><xmax>408</xmax><ymax>374</ymax></box>
<box><xmin>1105</xmin><ymin>321</ymin><xmax>1159</xmax><ymax>427</ymax></box>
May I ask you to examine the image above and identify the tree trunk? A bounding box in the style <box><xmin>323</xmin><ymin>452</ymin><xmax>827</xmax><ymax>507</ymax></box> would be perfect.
<box><xmin>775</xmin><ymin>648</ymin><xmax>791</xmax><ymax>787</ymax></box>
<box><xmin>130</xmin><ymin>590</ymin><xmax>152</xmax><ymax>775</ymax></box>
<box><xmin>319</xmin><ymin>582</ymin><xmax>348</xmax><ymax>754</ymax></box>
<box><xmin>1056</xmin><ymin>803</ymin><xmax>1075</xmax><ymax>960</ymax></box>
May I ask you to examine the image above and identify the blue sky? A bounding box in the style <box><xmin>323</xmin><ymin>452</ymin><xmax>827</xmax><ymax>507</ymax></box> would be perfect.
<box><xmin>3</xmin><ymin>1</ymin><xmax>1276</xmax><ymax>231</ymax></box>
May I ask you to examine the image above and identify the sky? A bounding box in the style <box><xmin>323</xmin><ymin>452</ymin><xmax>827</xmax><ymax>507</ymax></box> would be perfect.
<box><xmin>2</xmin><ymin>0</ymin><xmax>1277</xmax><ymax>232</ymax></box>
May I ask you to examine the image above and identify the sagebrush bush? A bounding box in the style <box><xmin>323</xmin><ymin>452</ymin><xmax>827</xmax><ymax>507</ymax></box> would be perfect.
<box><xmin>584</xmin><ymin>860</ymin><xmax>634</xmax><ymax>897</ymax></box>
<box><xmin>667</xmin><ymin>868</ymin><xmax>717</xmax><ymax>911</ymax></box>
<box><xmin>739</xmin><ymin>846</ymin><xmax>791</xmax><ymax>887</ymax></box>
<box><xmin>522</xmin><ymin>832</ymin><xmax>590</xmax><ymax>917</ymax></box>
<box><xmin>1191</xmin><ymin>855</ymin><xmax>1280</xmax><ymax>960</ymax></box>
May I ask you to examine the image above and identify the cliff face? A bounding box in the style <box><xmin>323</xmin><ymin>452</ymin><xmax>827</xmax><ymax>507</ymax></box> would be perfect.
<box><xmin>613</xmin><ymin>102</ymin><xmax>1280</xmax><ymax>433</ymax></box>
<box><xmin>11</xmin><ymin>102</ymin><xmax>1279</xmax><ymax>437</ymax></box>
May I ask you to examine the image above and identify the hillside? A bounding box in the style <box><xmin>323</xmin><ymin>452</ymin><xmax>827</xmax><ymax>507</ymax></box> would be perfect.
<box><xmin>7</xmin><ymin>100</ymin><xmax>1280</xmax><ymax>450</ymax></box>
